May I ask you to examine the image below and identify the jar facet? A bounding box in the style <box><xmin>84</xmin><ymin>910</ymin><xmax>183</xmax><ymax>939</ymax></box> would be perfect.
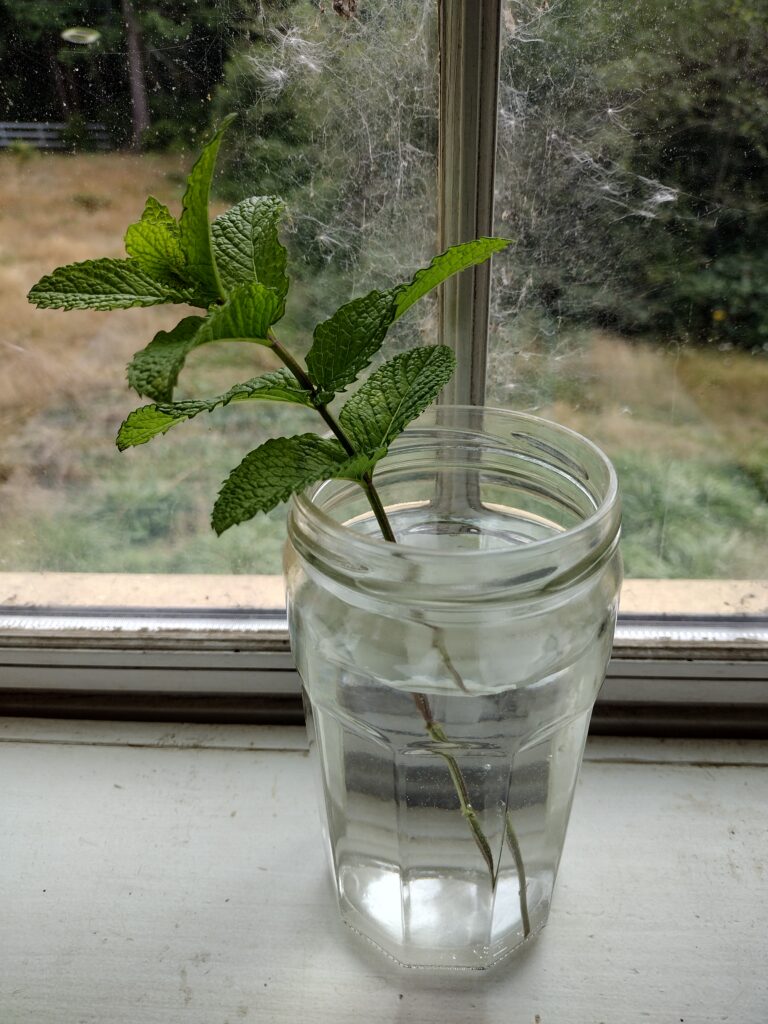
<box><xmin>286</xmin><ymin>406</ymin><xmax>622</xmax><ymax>969</ymax></box>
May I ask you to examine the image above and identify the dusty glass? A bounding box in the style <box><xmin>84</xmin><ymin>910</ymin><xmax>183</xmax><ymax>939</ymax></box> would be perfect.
<box><xmin>1</xmin><ymin>0</ymin><xmax>436</xmax><ymax>578</ymax></box>
<box><xmin>489</xmin><ymin>0</ymin><xmax>768</xmax><ymax>581</ymax></box>
<box><xmin>286</xmin><ymin>405</ymin><xmax>622</xmax><ymax>969</ymax></box>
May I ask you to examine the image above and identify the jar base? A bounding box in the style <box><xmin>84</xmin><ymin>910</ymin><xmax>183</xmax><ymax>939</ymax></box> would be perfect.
<box><xmin>342</xmin><ymin>912</ymin><xmax>548</xmax><ymax>971</ymax></box>
<box><xmin>337</xmin><ymin>862</ymin><xmax>550</xmax><ymax>970</ymax></box>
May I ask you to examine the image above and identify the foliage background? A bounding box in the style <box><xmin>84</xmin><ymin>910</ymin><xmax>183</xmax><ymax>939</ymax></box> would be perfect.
<box><xmin>1</xmin><ymin>0</ymin><xmax>766</xmax><ymax>577</ymax></box>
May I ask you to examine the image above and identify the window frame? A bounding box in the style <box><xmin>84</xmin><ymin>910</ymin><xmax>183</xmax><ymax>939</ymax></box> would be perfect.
<box><xmin>1</xmin><ymin>0</ymin><xmax>766</xmax><ymax>733</ymax></box>
<box><xmin>1</xmin><ymin>576</ymin><xmax>767</xmax><ymax>735</ymax></box>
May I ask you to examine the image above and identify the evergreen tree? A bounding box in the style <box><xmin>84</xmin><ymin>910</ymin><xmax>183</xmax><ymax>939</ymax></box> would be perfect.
<box><xmin>0</xmin><ymin>0</ymin><xmax>251</xmax><ymax>148</ymax></box>
<box><xmin>496</xmin><ymin>0</ymin><xmax>768</xmax><ymax>349</ymax></box>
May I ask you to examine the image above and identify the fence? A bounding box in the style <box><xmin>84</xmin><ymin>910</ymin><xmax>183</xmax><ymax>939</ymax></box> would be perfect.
<box><xmin>0</xmin><ymin>122</ymin><xmax>112</xmax><ymax>151</ymax></box>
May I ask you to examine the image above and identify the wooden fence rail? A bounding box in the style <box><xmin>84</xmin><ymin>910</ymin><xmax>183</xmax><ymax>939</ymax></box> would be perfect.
<box><xmin>0</xmin><ymin>122</ymin><xmax>112</xmax><ymax>151</ymax></box>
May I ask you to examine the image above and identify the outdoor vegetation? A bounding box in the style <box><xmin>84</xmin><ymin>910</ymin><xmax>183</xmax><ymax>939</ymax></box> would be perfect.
<box><xmin>1</xmin><ymin>0</ymin><xmax>766</xmax><ymax>579</ymax></box>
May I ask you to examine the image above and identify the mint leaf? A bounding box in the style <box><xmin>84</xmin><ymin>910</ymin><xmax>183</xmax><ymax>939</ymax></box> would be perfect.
<box><xmin>125</xmin><ymin>283</ymin><xmax>281</xmax><ymax>402</ymax></box>
<box><xmin>117</xmin><ymin>370</ymin><xmax>312</xmax><ymax>449</ymax></box>
<box><xmin>339</xmin><ymin>345</ymin><xmax>456</xmax><ymax>453</ymax></box>
<box><xmin>392</xmin><ymin>238</ymin><xmax>511</xmax><ymax>318</ymax></box>
<box><xmin>124</xmin><ymin>196</ymin><xmax>185</xmax><ymax>284</ymax></box>
<box><xmin>194</xmin><ymin>281</ymin><xmax>283</xmax><ymax>346</ymax></box>
<box><xmin>212</xmin><ymin>434</ymin><xmax>358</xmax><ymax>534</ymax></box>
<box><xmin>27</xmin><ymin>258</ymin><xmax>196</xmax><ymax>310</ymax></box>
<box><xmin>212</xmin><ymin>196</ymin><xmax>289</xmax><ymax>302</ymax></box>
<box><xmin>178</xmin><ymin>113</ymin><xmax>236</xmax><ymax>302</ymax></box>
<box><xmin>305</xmin><ymin>289</ymin><xmax>397</xmax><ymax>400</ymax></box>
<box><xmin>303</xmin><ymin>238</ymin><xmax>510</xmax><ymax>401</ymax></box>
<box><xmin>127</xmin><ymin>315</ymin><xmax>206</xmax><ymax>401</ymax></box>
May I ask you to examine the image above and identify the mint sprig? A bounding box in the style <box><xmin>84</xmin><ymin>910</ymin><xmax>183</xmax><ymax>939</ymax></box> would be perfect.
<box><xmin>26</xmin><ymin>114</ymin><xmax>528</xmax><ymax>925</ymax></box>
<box><xmin>27</xmin><ymin>114</ymin><xmax>510</xmax><ymax>536</ymax></box>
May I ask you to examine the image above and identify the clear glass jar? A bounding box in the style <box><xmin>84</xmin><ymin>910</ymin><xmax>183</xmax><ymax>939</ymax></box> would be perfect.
<box><xmin>285</xmin><ymin>406</ymin><xmax>622</xmax><ymax>970</ymax></box>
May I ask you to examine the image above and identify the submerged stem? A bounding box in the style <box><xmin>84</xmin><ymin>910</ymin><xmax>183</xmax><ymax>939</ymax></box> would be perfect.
<box><xmin>504</xmin><ymin>814</ymin><xmax>532</xmax><ymax>937</ymax></box>
<box><xmin>416</xmin><ymin>707</ymin><xmax>494</xmax><ymax>877</ymax></box>
<box><xmin>270</xmin><ymin>330</ymin><xmax>530</xmax><ymax>933</ymax></box>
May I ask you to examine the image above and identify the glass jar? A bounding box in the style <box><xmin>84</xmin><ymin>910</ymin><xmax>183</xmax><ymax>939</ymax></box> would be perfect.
<box><xmin>285</xmin><ymin>406</ymin><xmax>622</xmax><ymax>970</ymax></box>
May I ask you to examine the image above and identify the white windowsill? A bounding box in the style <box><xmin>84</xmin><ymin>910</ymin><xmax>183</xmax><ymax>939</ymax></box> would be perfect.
<box><xmin>2</xmin><ymin>719</ymin><xmax>766</xmax><ymax>1022</ymax></box>
<box><xmin>2</xmin><ymin>571</ymin><xmax>768</xmax><ymax>616</ymax></box>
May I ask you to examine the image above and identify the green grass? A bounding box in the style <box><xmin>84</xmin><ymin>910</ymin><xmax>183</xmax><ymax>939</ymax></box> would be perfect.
<box><xmin>0</xmin><ymin>374</ymin><xmax>317</xmax><ymax>575</ymax></box>
<box><xmin>3</xmin><ymin>154</ymin><xmax>766</xmax><ymax>580</ymax></box>
<box><xmin>614</xmin><ymin>451</ymin><xmax>768</xmax><ymax>578</ymax></box>
<box><xmin>3</xmin><ymin>333</ymin><xmax>767</xmax><ymax>578</ymax></box>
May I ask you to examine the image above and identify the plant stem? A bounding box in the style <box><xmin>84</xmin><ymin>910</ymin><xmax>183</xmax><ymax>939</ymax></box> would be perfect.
<box><xmin>411</xmin><ymin>696</ymin><xmax>494</xmax><ymax>877</ymax></box>
<box><xmin>268</xmin><ymin>333</ymin><xmax>355</xmax><ymax>454</ymax></box>
<box><xmin>269</xmin><ymin>330</ymin><xmax>530</xmax><ymax>933</ymax></box>
<box><xmin>269</xmin><ymin>331</ymin><xmax>395</xmax><ymax>539</ymax></box>
<box><xmin>359</xmin><ymin>472</ymin><xmax>397</xmax><ymax>542</ymax></box>
<box><xmin>505</xmin><ymin>814</ymin><xmax>532</xmax><ymax>937</ymax></box>
<box><xmin>432</xmin><ymin>625</ymin><xmax>470</xmax><ymax>693</ymax></box>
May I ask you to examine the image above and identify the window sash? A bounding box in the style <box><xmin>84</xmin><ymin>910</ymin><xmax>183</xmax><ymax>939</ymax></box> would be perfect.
<box><xmin>2</xmin><ymin>598</ymin><xmax>767</xmax><ymax>736</ymax></box>
<box><xmin>1</xmin><ymin>1</ymin><xmax>765</xmax><ymax>731</ymax></box>
<box><xmin>438</xmin><ymin>0</ymin><xmax>502</xmax><ymax>405</ymax></box>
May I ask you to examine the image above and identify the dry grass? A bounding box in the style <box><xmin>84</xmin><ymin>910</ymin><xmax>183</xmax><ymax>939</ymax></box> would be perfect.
<box><xmin>502</xmin><ymin>330</ymin><xmax>766</xmax><ymax>465</ymax></box>
<box><xmin>1</xmin><ymin>152</ymin><xmax>766</xmax><ymax>576</ymax></box>
<box><xmin>0</xmin><ymin>149</ymin><xmax>235</xmax><ymax>432</ymax></box>
<box><xmin>677</xmin><ymin>346</ymin><xmax>768</xmax><ymax>459</ymax></box>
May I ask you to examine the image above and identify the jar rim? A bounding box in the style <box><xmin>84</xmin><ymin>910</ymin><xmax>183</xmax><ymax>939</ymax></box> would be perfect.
<box><xmin>288</xmin><ymin>406</ymin><xmax>621</xmax><ymax>601</ymax></box>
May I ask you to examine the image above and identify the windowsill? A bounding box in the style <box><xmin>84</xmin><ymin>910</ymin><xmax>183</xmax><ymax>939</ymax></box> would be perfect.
<box><xmin>2</xmin><ymin>575</ymin><xmax>767</xmax><ymax>736</ymax></box>
<box><xmin>2</xmin><ymin>718</ymin><xmax>766</xmax><ymax>1021</ymax></box>
<box><xmin>2</xmin><ymin>571</ymin><xmax>768</xmax><ymax>616</ymax></box>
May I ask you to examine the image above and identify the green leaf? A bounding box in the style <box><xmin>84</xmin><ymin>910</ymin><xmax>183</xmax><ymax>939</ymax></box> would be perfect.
<box><xmin>117</xmin><ymin>370</ymin><xmax>313</xmax><ymax>450</ymax></box>
<box><xmin>305</xmin><ymin>289</ymin><xmax>398</xmax><ymax>400</ymax></box>
<box><xmin>339</xmin><ymin>345</ymin><xmax>456</xmax><ymax>453</ymax></box>
<box><xmin>127</xmin><ymin>315</ymin><xmax>206</xmax><ymax>402</ymax></box>
<box><xmin>124</xmin><ymin>196</ymin><xmax>185</xmax><ymax>284</ymax></box>
<box><xmin>126</xmin><ymin>283</ymin><xmax>281</xmax><ymax>402</ymax></box>
<box><xmin>392</xmin><ymin>238</ymin><xmax>512</xmax><ymax>318</ymax></box>
<box><xmin>212</xmin><ymin>434</ymin><xmax>366</xmax><ymax>534</ymax></box>
<box><xmin>193</xmin><ymin>281</ymin><xmax>283</xmax><ymax>346</ymax></box>
<box><xmin>212</xmin><ymin>196</ymin><xmax>289</xmax><ymax>302</ymax></box>
<box><xmin>27</xmin><ymin>258</ymin><xmax>196</xmax><ymax>310</ymax></box>
<box><xmin>178</xmin><ymin>113</ymin><xmax>236</xmax><ymax>302</ymax></box>
<box><xmin>302</xmin><ymin>238</ymin><xmax>509</xmax><ymax>401</ymax></box>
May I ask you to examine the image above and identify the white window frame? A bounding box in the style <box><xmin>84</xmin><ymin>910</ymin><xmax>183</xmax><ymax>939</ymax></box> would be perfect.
<box><xmin>1</xmin><ymin>1</ymin><xmax>766</xmax><ymax>731</ymax></box>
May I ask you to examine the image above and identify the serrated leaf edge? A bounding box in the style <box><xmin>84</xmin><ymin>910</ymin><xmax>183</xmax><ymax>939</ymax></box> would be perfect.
<box><xmin>117</xmin><ymin>369</ymin><xmax>313</xmax><ymax>449</ymax></box>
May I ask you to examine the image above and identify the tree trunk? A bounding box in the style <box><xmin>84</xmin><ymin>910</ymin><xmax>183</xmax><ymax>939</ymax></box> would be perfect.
<box><xmin>121</xmin><ymin>0</ymin><xmax>150</xmax><ymax>150</ymax></box>
<box><xmin>50</xmin><ymin>47</ymin><xmax>70</xmax><ymax>120</ymax></box>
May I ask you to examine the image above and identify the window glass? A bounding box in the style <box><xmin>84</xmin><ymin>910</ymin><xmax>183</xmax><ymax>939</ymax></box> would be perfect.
<box><xmin>490</xmin><ymin>0</ymin><xmax>768</xmax><ymax>579</ymax></box>
<box><xmin>1</xmin><ymin>0</ymin><xmax>437</xmax><ymax>577</ymax></box>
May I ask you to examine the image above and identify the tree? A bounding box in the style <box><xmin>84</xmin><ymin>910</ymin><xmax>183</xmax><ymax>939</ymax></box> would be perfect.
<box><xmin>495</xmin><ymin>0</ymin><xmax>768</xmax><ymax>349</ymax></box>
<box><xmin>211</xmin><ymin>0</ymin><xmax>437</xmax><ymax>297</ymax></box>
<box><xmin>0</xmin><ymin>0</ymin><xmax>251</xmax><ymax>148</ymax></box>
<box><xmin>121</xmin><ymin>0</ymin><xmax>150</xmax><ymax>149</ymax></box>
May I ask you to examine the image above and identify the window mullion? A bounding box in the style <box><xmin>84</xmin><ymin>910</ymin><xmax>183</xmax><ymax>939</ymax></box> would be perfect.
<box><xmin>438</xmin><ymin>0</ymin><xmax>503</xmax><ymax>406</ymax></box>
